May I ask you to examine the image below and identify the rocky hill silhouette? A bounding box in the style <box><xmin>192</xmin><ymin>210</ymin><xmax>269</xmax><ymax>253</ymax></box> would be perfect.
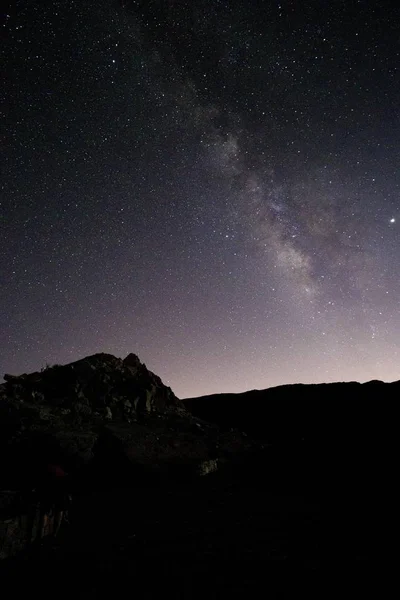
<box><xmin>1</xmin><ymin>351</ymin><xmax>179</xmax><ymax>419</ymax></box>
<box><xmin>0</xmin><ymin>352</ymin><xmax>256</xmax><ymax>487</ymax></box>
<box><xmin>0</xmin><ymin>352</ymin><xmax>256</xmax><ymax>562</ymax></box>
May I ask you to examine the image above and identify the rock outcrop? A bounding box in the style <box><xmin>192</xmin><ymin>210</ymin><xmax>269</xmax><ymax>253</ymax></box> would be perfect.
<box><xmin>0</xmin><ymin>352</ymin><xmax>256</xmax><ymax>559</ymax></box>
<box><xmin>1</xmin><ymin>352</ymin><xmax>178</xmax><ymax>420</ymax></box>
<box><xmin>0</xmin><ymin>352</ymin><xmax>181</xmax><ymax>490</ymax></box>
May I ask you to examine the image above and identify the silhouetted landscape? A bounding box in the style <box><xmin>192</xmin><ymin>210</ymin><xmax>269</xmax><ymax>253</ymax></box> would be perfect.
<box><xmin>0</xmin><ymin>352</ymin><xmax>389</xmax><ymax>596</ymax></box>
<box><xmin>3</xmin><ymin>1</ymin><xmax>398</xmax><ymax>596</ymax></box>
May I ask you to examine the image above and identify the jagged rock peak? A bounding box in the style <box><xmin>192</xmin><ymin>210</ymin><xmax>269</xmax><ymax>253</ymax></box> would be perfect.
<box><xmin>2</xmin><ymin>352</ymin><xmax>179</xmax><ymax>417</ymax></box>
<box><xmin>123</xmin><ymin>353</ymin><xmax>142</xmax><ymax>369</ymax></box>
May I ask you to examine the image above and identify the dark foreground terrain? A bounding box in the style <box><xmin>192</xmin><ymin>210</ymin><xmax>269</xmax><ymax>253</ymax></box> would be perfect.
<box><xmin>1</xmin><ymin>479</ymin><xmax>324</xmax><ymax>598</ymax></box>
<box><xmin>0</xmin><ymin>354</ymin><xmax>383</xmax><ymax>596</ymax></box>
<box><xmin>1</xmin><ymin>445</ymin><xmax>376</xmax><ymax>598</ymax></box>
<box><xmin>1</xmin><ymin>473</ymin><xmax>376</xmax><ymax>597</ymax></box>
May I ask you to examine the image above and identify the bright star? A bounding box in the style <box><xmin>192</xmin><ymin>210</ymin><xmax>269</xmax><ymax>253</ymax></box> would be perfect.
<box><xmin>389</xmin><ymin>218</ymin><xmax>396</xmax><ymax>224</ymax></box>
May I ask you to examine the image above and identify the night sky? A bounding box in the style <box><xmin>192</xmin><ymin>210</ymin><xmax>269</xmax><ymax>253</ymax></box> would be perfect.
<box><xmin>2</xmin><ymin>0</ymin><xmax>400</xmax><ymax>398</ymax></box>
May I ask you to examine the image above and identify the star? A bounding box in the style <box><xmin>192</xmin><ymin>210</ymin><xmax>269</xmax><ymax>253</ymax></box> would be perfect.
<box><xmin>389</xmin><ymin>218</ymin><xmax>396</xmax><ymax>224</ymax></box>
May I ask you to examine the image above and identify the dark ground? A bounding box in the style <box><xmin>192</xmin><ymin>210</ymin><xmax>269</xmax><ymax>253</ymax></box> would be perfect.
<box><xmin>1</xmin><ymin>378</ymin><xmax>382</xmax><ymax>596</ymax></box>
<box><xmin>0</xmin><ymin>458</ymin><xmax>374</xmax><ymax>598</ymax></box>
<box><xmin>1</xmin><ymin>489</ymin><xmax>317</xmax><ymax>597</ymax></box>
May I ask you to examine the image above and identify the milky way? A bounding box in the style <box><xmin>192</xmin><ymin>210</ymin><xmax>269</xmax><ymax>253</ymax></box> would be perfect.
<box><xmin>2</xmin><ymin>1</ymin><xmax>399</xmax><ymax>397</ymax></box>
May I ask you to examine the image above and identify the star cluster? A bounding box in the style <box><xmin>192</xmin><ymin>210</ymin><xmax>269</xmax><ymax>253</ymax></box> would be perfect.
<box><xmin>2</xmin><ymin>0</ymin><xmax>399</xmax><ymax>397</ymax></box>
